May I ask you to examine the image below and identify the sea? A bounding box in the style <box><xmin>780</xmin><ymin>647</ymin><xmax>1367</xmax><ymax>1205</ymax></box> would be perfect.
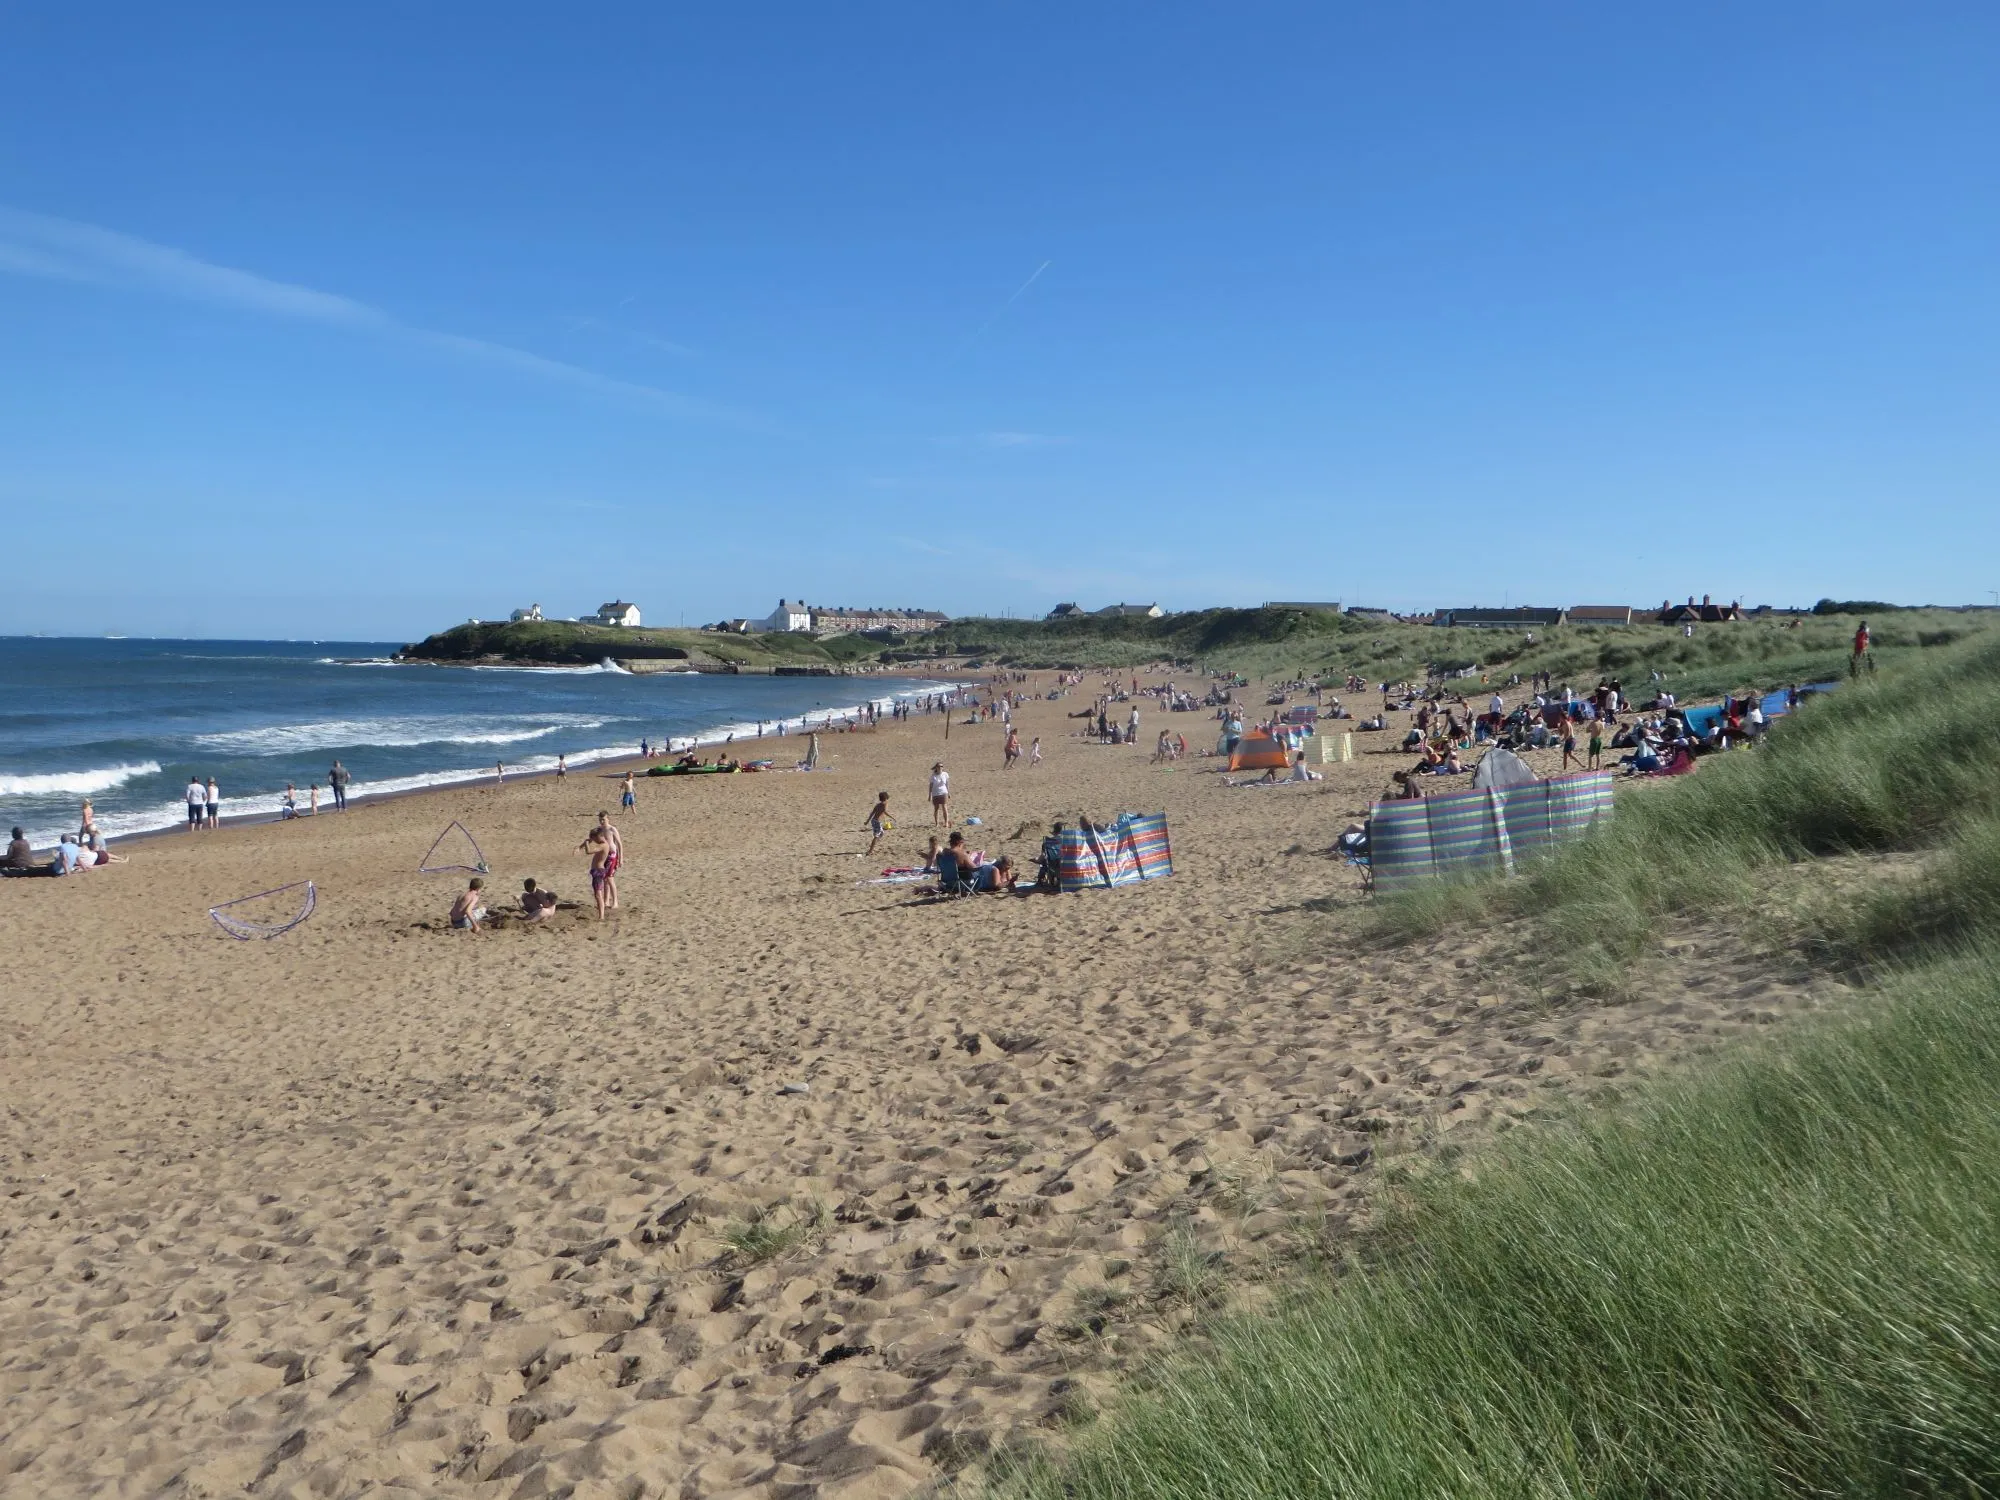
<box><xmin>0</xmin><ymin>638</ymin><xmax>947</xmax><ymax>848</ymax></box>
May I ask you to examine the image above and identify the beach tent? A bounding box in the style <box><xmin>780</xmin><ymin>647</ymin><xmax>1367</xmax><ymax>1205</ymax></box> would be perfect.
<box><xmin>1368</xmin><ymin>772</ymin><xmax>1614</xmax><ymax>895</ymax></box>
<box><xmin>1227</xmin><ymin>732</ymin><xmax>1291</xmax><ymax>773</ymax></box>
<box><xmin>1470</xmin><ymin>747</ymin><xmax>1538</xmax><ymax>790</ymax></box>
<box><xmin>210</xmin><ymin>880</ymin><xmax>317</xmax><ymax>940</ymax></box>
<box><xmin>1059</xmin><ymin>813</ymin><xmax>1174</xmax><ymax>892</ymax></box>
<box><xmin>420</xmin><ymin>820</ymin><xmax>490</xmax><ymax>875</ymax></box>
<box><xmin>1679</xmin><ymin>704</ymin><xmax>1727</xmax><ymax>737</ymax></box>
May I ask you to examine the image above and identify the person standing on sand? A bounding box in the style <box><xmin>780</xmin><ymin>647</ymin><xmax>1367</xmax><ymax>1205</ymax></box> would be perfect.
<box><xmin>863</xmin><ymin>790</ymin><xmax>893</xmax><ymax>855</ymax></box>
<box><xmin>185</xmin><ymin>776</ymin><xmax>206</xmax><ymax>831</ymax></box>
<box><xmin>79</xmin><ymin>798</ymin><xmax>97</xmax><ymax>844</ymax></box>
<box><xmin>582</xmin><ymin>811</ymin><xmax>623</xmax><ymax>909</ymax></box>
<box><xmin>556</xmin><ymin>753</ymin><xmax>567</xmax><ymax>779</ymax></box>
<box><xmin>205</xmin><ymin>777</ymin><xmax>219</xmax><ymax>829</ymax></box>
<box><xmin>582</xmin><ymin>828</ymin><xmax>614</xmax><ymax>920</ymax></box>
<box><xmin>308</xmin><ymin>783</ymin><xmax>320</xmax><ymax>815</ymax></box>
<box><xmin>1003</xmin><ymin>727</ymin><xmax>1021</xmax><ymax>769</ymax></box>
<box><xmin>495</xmin><ymin>760</ymin><xmax>505</xmax><ymax>785</ymax></box>
<box><xmin>328</xmin><ymin>760</ymin><xmax>351</xmax><ymax>811</ymax></box>
<box><xmin>621</xmin><ymin>771</ymin><xmax>637</xmax><ymax>813</ymax></box>
<box><xmin>929</xmin><ymin>762</ymin><xmax>950</xmax><ymax>825</ymax></box>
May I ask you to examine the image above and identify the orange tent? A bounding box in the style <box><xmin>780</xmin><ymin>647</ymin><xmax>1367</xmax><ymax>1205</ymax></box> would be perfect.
<box><xmin>1227</xmin><ymin>731</ymin><xmax>1291</xmax><ymax>773</ymax></box>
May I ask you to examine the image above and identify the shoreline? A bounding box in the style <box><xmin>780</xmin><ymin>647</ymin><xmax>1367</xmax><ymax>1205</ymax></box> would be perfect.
<box><xmin>10</xmin><ymin>676</ymin><xmax>965</xmax><ymax>857</ymax></box>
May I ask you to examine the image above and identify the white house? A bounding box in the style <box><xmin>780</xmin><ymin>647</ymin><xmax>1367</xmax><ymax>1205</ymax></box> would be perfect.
<box><xmin>753</xmin><ymin>599</ymin><xmax>816</xmax><ymax>634</ymax></box>
<box><xmin>1096</xmin><ymin>602</ymin><xmax>1164</xmax><ymax>619</ymax></box>
<box><xmin>510</xmin><ymin>603</ymin><xmax>545</xmax><ymax>623</ymax></box>
<box><xmin>593</xmin><ymin>601</ymin><xmax>642</xmax><ymax>628</ymax></box>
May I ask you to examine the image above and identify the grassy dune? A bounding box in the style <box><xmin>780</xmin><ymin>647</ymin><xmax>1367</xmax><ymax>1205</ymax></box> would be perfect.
<box><xmin>996</xmin><ymin>624</ymin><xmax>2000</xmax><ymax>1499</ymax></box>
<box><xmin>913</xmin><ymin>606</ymin><xmax>1980</xmax><ymax>694</ymax></box>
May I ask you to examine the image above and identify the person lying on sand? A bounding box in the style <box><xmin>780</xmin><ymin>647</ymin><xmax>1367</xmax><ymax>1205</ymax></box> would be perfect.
<box><xmin>519</xmin><ymin>878</ymin><xmax>558</xmax><ymax>921</ymax></box>
<box><xmin>974</xmin><ymin>854</ymin><xmax>1018</xmax><ymax>892</ymax></box>
<box><xmin>450</xmin><ymin>878</ymin><xmax>487</xmax><ymax>933</ymax></box>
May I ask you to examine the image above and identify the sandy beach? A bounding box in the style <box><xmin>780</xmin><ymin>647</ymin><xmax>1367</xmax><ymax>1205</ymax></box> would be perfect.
<box><xmin>0</xmin><ymin>676</ymin><xmax>1831</xmax><ymax>1499</ymax></box>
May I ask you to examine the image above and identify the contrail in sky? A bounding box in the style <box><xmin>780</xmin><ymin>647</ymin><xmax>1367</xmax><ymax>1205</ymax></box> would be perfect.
<box><xmin>952</xmin><ymin>259</ymin><xmax>1053</xmax><ymax>361</ymax></box>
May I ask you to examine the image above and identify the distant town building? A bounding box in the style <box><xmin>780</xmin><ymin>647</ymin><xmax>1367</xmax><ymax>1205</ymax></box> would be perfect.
<box><xmin>750</xmin><ymin>599</ymin><xmax>947</xmax><ymax>636</ymax></box>
<box><xmin>1568</xmin><ymin>605</ymin><xmax>1635</xmax><ymax>625</ymax></box>
<box><xmin>1096</xmin><ymin>602</ymin><xmax>1164</xmax><ymax>619</ymax></box>
<box><xmin>509</xmin><ymin>603</ymin><xmax>545</xmax><ymax>623</ymax></box>
<box><xmin>1046</xmin><ymin>602</ymin><xmax>1085</xmax><ymax>620</ymax></box>
<box><xmin>1657</xmin><ymin>595</ymin><xmax>1743</xmax><ymax>625</ymax></box>
<box><xmin>1344</xmin><ymin>605</ymin><xmax>1394</xmax><ymax>620</ymax></box>
<box><xmin>1263</xmin><ymin>601</ymin><xmax>1342</xmax><ymax>612</ymax></box>
<box><xmin>1433</xmin><ymin>607</ymin><xmax>1568</xmax><ymax>629</ymax></box>
<box><xmin>594</xmin><ymin>601</ymin><xmax>643</xmax><ymax>628</ymax></box>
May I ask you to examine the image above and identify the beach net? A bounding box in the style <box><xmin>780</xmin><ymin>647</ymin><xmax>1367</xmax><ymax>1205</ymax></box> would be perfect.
<box><xmin>210</xmin><ymin>880</ymin><xmax>317</xmax><ymax>940</ymax></box>
<box><xmin>420</xmin><ymin>821</ymin><xmax>489</xmax><ymax>875</ymax></box>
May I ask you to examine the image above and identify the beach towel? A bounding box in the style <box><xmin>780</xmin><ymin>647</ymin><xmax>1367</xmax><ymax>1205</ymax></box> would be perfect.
<box><xmin>1059</xmin><ymin>814</ymin><xmax>1173</xmax><ymax>892</ymax></box>
<box><xmin>1368</xmin><ymin>772</ymin><xmax>1614</xmax><ymax>895</ymax></box>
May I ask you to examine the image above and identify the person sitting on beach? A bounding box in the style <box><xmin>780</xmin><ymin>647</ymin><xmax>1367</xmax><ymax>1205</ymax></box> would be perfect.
<box><xmin>450</xmin><ymin>878</ymin><xmax>488</xmax><ymax>932</ymax></box>
<box><xmin>280</xmin><ymin>783</ymin><xmax>300</xmax><ymax>820</ymax></box>
<box><xmin>1037</xmin><ymin>823</ymin><xmax>1066</xmax><ymax>890</ymax></box>
<box><xmin>939</xmin><ymin>830</ymin><xmax>977</xmax><ymax>888</ymax></box>
<box><xmin>53</xmin><ymin>833</ymin><xmax>91</xmax><ymax>874</ymax></box>
<box><xmin>921</xmin><ymin>834</ymin><xmax>943</xmax><ymax>873</ymax></box>
<box><xmin>1289</xmin><ymin>751</ymin><xmax>1322</xmax><ymax>783</ymax></box>
<box><xmin>520</xmin><ymin>877</ymin><xmax>557</xmax><ymax>921</ymax></box>
<box><xmin>1391</xmin><ymin>769</ymin><xmax>1425</xmax><ymax>800</ymax></box>
<box><xmin>3</xmin><ymin>826</ymin><xmax>47</xmax><ymax>875</ymax></box>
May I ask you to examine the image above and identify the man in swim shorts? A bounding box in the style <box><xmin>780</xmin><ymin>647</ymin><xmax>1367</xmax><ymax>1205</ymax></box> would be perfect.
<box><xmin>583</xmin><ymin>829</ymin><xmax>614</xmax><ymax>920</ymax></box>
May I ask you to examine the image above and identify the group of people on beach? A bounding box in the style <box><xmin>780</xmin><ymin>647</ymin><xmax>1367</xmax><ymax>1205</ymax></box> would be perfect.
<box><xmin>447</xmin><ymin>809</ymin><xmax>624</xmax><ymax>933</ymax></box>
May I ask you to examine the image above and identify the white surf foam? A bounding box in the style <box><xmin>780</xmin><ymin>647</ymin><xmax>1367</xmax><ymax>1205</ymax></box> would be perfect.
<box><xmin>0</xmin><ymin>761</ymin><xmax>163</xmax><ymax>798</ymax></box>
<box><xmin>192</xmin><ymin>715</ymin><xmax>609</xmax><ymax>755</ymax></box>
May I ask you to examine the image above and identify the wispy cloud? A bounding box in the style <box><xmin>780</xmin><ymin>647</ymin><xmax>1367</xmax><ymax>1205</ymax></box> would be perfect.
<box><xmin>928</xmin><ymin>431</ymin><xmax>1073</xmax><ymax>451</ymax></box>
<box><xmin>0</xmin><ymin>206</ymin><xmax>746</xmax><ymax>425</ymax></box>
<box><xmin>561</xmin><ymin>313</ymin><xmax>698</xmax><ymax>360</ymax></box>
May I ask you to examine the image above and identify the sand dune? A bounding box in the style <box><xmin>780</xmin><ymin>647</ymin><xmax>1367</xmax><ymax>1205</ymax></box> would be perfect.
<box><xmin>0</xmin><ymin>679</ymin><xmax>1827</xmax><ymax>1498</ymax></box>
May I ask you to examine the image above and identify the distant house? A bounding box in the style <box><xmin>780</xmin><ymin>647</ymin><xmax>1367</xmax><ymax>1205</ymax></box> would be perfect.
<box><xmin>1569</xmin><ymin>605</ymin><xmax>1634</xmax><ymax>625</ymax></box>
<box><xmin>1046</xmin><ymin>602</ymin><xmax>1085</xmax><ymax>620</ymax></box>
<box><xmin>1096</xmin><ymin>602</ymin><xmax>1164</xmax><ymax>619</ymax></box>
<box><xmin>751</xmin><ymin>599</ymin><xmax>946</xmax><ymax>636</ymax></box>
<box><xmin>1433</xmin><ymin>607</ymin><xmax>1567</xmax><ymax>629</ymax></box>
<box><xmin>1657</xmin><ymin>595</ymin><xmax>1743</xmax><ymax>625</ymax></box>
<box><xmin>1264</xmin><ymin>601</ymin><xmax>1342</xmax><ymax>613</ymax></box>
<box><xmin>1345</xmin><ymin>606</ymin><xmax>1394</xmax><ymax>619</ymax></box>
<box><xmin>708</xmin><ymin>618</ymin><xmax>754</xmax><ymax>635</ymax></box>
<box><xmin>594</xmin><ymin>601</ymin><xmax>642</xmax><ymax>628</ymax></box>
<box><xmin>509</xmin><ymin>603</ymin><xmax>545</xmax><ymax>623</ymax></box>
<box><xmin>754</xmin><ymin>599</ymin><xmax>816</xmax><ymax>634</ymax></box>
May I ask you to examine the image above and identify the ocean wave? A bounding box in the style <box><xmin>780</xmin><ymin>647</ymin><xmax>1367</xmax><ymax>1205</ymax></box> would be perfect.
<box><xmin>192</xmin><ymin>715</ymin><xmax>610</xmax><ymax>755</ymax></box>
<box><xmin>0</xmin><ymin>761</ymin><xmax>163</xmax><ymax>798</ymax></box>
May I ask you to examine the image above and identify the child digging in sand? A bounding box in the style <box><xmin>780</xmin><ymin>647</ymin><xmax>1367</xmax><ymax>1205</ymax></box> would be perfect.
<box><xmin>863</xmin><ymin>791</ymin><xmax>893</xmax><ymax>855</ymax></box>
<box><xmin>450</xmin><ymin>878</ymin><xmax>488</xmax><ymax>933</ymax></box>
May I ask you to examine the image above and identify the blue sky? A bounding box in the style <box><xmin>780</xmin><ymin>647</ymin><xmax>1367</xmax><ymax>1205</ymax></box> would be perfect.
<box><xmin>3</xmin><ymin>4</ymin><xmax>1997</xmax><ymax>638</ymax></box>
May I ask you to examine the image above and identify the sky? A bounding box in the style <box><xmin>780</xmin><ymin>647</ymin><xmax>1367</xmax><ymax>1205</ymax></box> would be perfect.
<box><xmin>3</xmin><ymin>4</ymin><xmax>1998</xmax><ymax>639</ymax></box>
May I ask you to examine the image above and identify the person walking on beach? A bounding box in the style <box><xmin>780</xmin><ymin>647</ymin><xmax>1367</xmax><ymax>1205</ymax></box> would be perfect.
<box><xmin>205</xmin><ymin>777</ymin><xmax>219</xmax><ymax>829</ymax></box>
<box><xmin>1029</xmin><ymin>736</ymin><xmax>1042</xmax><ymax>768</ymax></box>
<box><xmin>929</xmin><ymin>762</ymin><xmax>951</xmax><ymax>825</ymax></box>
<box><xmin>495</xmin><ymin>760</ymin><xmax>505</xmax><ymax>785</ymax></box>
<box><xmin>621</xmin><ymin>771</ymin><xmax>637</xmax><ymax>813</ymax></box>
<box><xmin>185</xmin><ymin>776</ymin><xmax>206</xmax><ymax>831</ymax></box>
<box><xmin>556</xmin><ymin>753</ymin><xmax>567</xmax><ymax>779</ymax></box>
<box><xmin>1003</xmin><ymin>727</ymin><xmax>1021</xmax><ymax>769</ymax></box>
<box><xmin>328</xmin><ymin>760</ymin><xmax>350</xmax><ymax>811</ymax></box>
<box><xmin>863</xmin><ymin>791</ymin><xmax>893</xmax><ymax>856</ymax></box>
<box><xmin>582</xmin><ymin>828</ymin><xmax>614</xmax><ymax>920</ymax></box>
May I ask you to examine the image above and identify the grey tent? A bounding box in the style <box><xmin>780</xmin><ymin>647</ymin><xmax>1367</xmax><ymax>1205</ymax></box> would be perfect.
<box><xmin>1471</xmin><ymin>747</ymin><xmax>1539</xmax><ymax>790</ymax></box>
